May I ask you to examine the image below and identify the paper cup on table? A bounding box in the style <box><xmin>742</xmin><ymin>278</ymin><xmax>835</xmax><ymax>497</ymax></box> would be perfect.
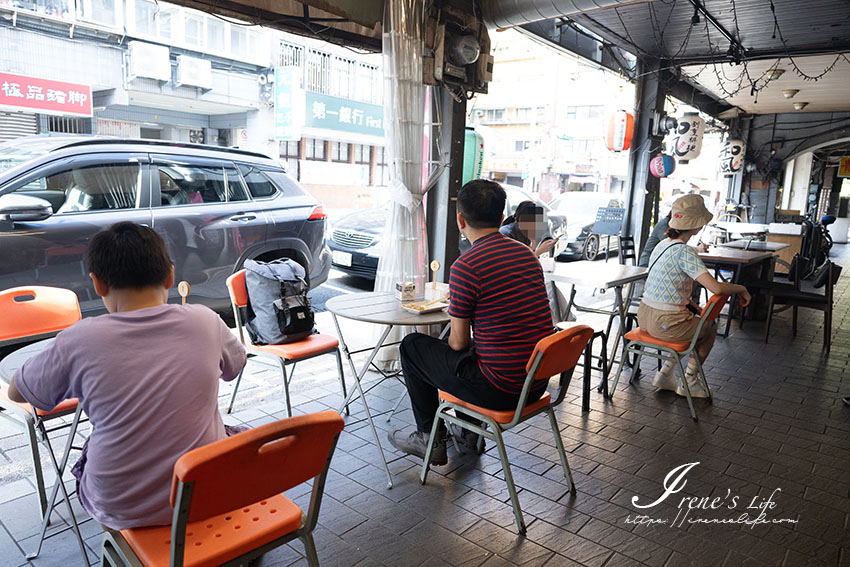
<box><xmin>540</xmin><ymin>257</ymin><xmax>555</xmax><ymax>272</ymax></box>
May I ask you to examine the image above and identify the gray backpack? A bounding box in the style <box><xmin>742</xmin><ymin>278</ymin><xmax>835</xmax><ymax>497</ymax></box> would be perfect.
<box><xmin>243</xmin><ymin>258</ymin><xmax>315</xmax><ymax>345</ymax></box>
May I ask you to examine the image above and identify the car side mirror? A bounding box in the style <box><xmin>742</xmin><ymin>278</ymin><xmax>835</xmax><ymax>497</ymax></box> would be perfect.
<box><xmin>0</xmin><ymin>194</ymin><xmax>54</xmax><ymax>222</ymax></box>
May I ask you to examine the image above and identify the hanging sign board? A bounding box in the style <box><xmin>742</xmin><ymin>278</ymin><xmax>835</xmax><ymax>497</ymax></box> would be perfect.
<box><xmin>0</xmin><ymin>72</ymin><xmax>92</xmax><ymax>117</ymax></box>
<box><xmin>839</xmin><ymin>157</ymin><xmax>850</xmax><ymax>178</ymax></box>
<box><xmin>274</xmin><ymin>67</ymin><xmax>304</xmax><ymax>141</ymax></box>
<box><xmin>304</xmin><ymin>92</ymin><xmax>384</xmax><ymax>137</ymax></box>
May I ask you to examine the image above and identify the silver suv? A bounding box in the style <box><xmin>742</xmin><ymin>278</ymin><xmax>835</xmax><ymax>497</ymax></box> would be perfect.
<box><xmin>0</xmin><ymin>136</ymin><xmax>330</xmax><ymax>316</ymax></box>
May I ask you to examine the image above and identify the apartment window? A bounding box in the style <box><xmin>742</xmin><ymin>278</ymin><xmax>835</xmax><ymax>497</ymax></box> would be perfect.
<box><xmin>133</xmin><ymin>0</ymin><xmax>157</xmax><ymax>35</ymax></box>
<box><xmin>566</xmin><ymin>107</ymin><xmax>577</xmax><ymax>120</ymax></box>
<box><xmin>230</xmin><ymin>26</ymin><xmax>248</xmax><ymax>58</ymax></box>
<box><xmin>567</xmin><ymin>105</ymin><xmax>604</xmax><ymax>120</ymax></box>
<box><xmin>48</xmin><ymin>116</ymin><xmax>88</xmax><ymax>134</ymax></box>
<box><xmin>184</xmin><ymin>13</ymin><xmax>204</xmax><ymax>46</ymax></box>
<box><xmin>514</xmin><ymin>140</ymin><xmax>529</xmax><ymax>152</ymax></box>
<box><xmin>353</xmin><ymin>144</ymin><xmax>370</xmax><ymax>164</ymax></box>
<box><xmin>207</xmin><ymin>17</ymin><xmax>225</xmax><ymax>49</ymax></box>
<box><xmin>306</xmin><ymin>49</ymin><xmax>331</xmax><ymax>94</ymax></box>
<box><xmin>377</xmin><ymin>147</ymin><xmax>389</xmax><ymax>185</ymax></box>
<box><xmin>483</xmin><ymin>108</ymin><xmax>504</xmax><ymax>122</ymax></box>
<box><xmin>156</xmin><ymin>5</ymin><xmax>177</xmax><ymax>39</ymax></box>
<box><xmin>331</xmin><ymin>141</ymin><xmax>350</xmax><ymax>163</ymax></box>
<box><xmin>304</xmin><ymin>138</ymin><xmax>326</xmax><ymax>161</ymax></box>
<box><xmin>356</xmin><ymin>63</ymin><xmax>381</xmax><ymax>104</ymax></box>
<box><xmin>13</xmin><ymin>0</ymin><xmax>73</xmax><ymax>18</ymax></box>
<box><xmin>78</xmin><ymin>0</ymin><xmax>120</xmax><ymax>27</ymax></box>
<box><xmin>333</xmin><ymin>57</ymin><xmax>356</xmax><ymax>99</ymax></box>
<box><xmin>280</xmin><ymin>140</ymin><xmax>300</xmax><ymax>158</ymax></box>
<box><xmin>515</xmin><ymin>108</ymin><xmax>531</xmax><ymax>122</ymax></box>
<box><xmin>280</xmin><ymin>42</ymin><xmax>304</xmax><ymax>67</ymax></box>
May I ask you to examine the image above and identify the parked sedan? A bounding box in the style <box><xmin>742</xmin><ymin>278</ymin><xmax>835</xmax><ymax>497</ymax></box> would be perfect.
<box><xmin>548</xmin><ymin>191</ymin><xmax>624</xmax><ymax>261</ymax></box>
<box><xmin>326</xmin><ymin>184</ymin><xmax>566</xmax><ymax>279</ymax></box>
<box><xmin>0</xmin><ymin>135</ymin><xmax>331</xmax><ymax>317</ymax></box>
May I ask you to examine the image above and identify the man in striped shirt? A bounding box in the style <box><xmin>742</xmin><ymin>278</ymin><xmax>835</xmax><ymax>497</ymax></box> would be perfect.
<box><xmin>389</xmin><ymin>179</ymin><xmax>554</xmax><ymax>465</ymax></box>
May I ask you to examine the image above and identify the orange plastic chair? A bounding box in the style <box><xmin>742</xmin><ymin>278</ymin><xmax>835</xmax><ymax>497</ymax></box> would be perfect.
<box><xmin>420</xmin><ymin>324</ymin><xmax>594</xmax><ymax>534</ymax></box>
<box><xmin>101</xmin><ymin>410</ymin><xmax>345</xmax><ymax>567</ymax></box>
<box><xmin>225</xmin><ymin>270</ymin><xmax>347</xmax><ymax>416</ymax></box>
<box><xmin>0</xmin><ymin>286</ymin><xmax>90</xmax><ymax>562</ymax></box>
<box><xmin>609</xmin><ymin>294</ymin><xmax>730</xmax><ymax>421</ymax></box>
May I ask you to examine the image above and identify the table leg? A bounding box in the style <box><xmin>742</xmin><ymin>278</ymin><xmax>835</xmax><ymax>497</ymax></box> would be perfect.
<box><xmin>331</xmin><ymin>314</ymin><xmax>394</xmax><ymax>489</ymax></box>
<box><xmin>27</xmin><ymin>406</ymin><xmax>89</xmax><ymax>565</ymax></box>
<box><xmin>723</xmin><ymin>265</ymin><xmax>742</xmax><ymax>338</ymax></box>
<box><xmin>582</xmin><ymin>341</ymin><xmax>591</xmax><ymax>412</ymax></box>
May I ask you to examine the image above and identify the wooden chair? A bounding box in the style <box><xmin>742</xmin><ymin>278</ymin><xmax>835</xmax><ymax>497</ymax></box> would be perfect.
<box><xmin>101</xmin><ymin>411</ymin><xmax>344</xmax><ymax>567</ymax></box>
<box><xmin>764</xmin><ymin>260</ymin><xmax>836</xmax><ymax>351</ymax></box>
<box><xmin>225</xmin><ymin>270</ymin><xmax>347</xmax><ymax>416</ymax></box>
<box><xmin>420</xmin><ymin>325</ymin><xmax>594</xmax><ymax>534</ymax></box>
<box><xmin>0</xmin><ymin>286</ymin><xmax>90</xmax><ymax>562</ymax></box>
<box><xmin>610</xmin><ymin>294</ymin><xmax>729</xmax><ymax>421</ymax></box>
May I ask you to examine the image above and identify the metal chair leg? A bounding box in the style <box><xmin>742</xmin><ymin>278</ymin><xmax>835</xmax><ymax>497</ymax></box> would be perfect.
<box><xmin>492</xmin><ymin>426</ymin><xmax>526</xmax><ymax>534</ymax></box>
<box><xmin>547</xmin><ymin>408</ymin><xmax>575</xmax><ymax>495</ymax></box>
<box><xmin>609</xmin><ymin>347</ymin><xmax>630</xmax><ymax>398</ymax></box>
<box><xmin>279</xmin><ymin>359</ymin><xmax>292</xmax><ymax>418</ymax></box>
<box><xmin>420</xmin><ymin>411</ymin><xmax>445</xmax><ymax>484</ymax></box>
<box><xmin>334</xmin><ymin>349</ymin><xmax>349</xmax><ymax>416</ymax></box>
<box><xmin>675</xmin><ymin>357</ymin><xmax>697</xmax><ymax>421</ymax></box>
<box><xmin>693</xmin><ymin>357</ymin><xmax>712</xmax><ymax>402</ymax></box>
<box><xmin>22</xmin><ymin>417</ymin><xmax>48</xmax><ymax>519</ymax></box>
<box><xmin>764</xmin><ymin>297</ymin><xmax>775</xmax><ymax>343</ymax></box>
<box><xmin>226</xmin><ymin>367</ymin><xmax>245</xmax><ymax>414</ymax></box>
<box><xmin>301</xmin><ymin>532</ymin><xmax>320</xmax><ymax>567</ymax></box>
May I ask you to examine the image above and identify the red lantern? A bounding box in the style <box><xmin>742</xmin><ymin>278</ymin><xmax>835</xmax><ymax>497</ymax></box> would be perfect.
<box><xmin>606</xmin><ymin>110</ymin><xmax>634</xmax><ymax>152</ymax></box>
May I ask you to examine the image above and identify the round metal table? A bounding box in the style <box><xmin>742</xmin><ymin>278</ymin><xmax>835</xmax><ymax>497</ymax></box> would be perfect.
<box><xmin>0</xmin><ymin>339</ymin><xmax>53</xmax><ymax>384</ymax></box>
<box><xmin>326</xmin><ymin>292</ymin><xmax>450</xmax><ymax>488</ymax></box>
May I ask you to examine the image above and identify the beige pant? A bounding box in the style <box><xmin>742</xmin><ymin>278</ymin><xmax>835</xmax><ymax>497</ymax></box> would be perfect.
<box><xmin>637</xmin><ymin>302</ymin><xmax>717</xmax><ymax>367</ymax></box>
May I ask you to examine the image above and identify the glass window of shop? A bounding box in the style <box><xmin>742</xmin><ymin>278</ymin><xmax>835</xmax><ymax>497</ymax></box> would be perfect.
<box><xmin>331</xmin><ymin>142</ymin><xmax>350</xmax><ymax>163</ymax></box>
<box><xmin>280</xmin><ymin>140</ymin><xmax>300</xmax><ymax>179</ymax></box>
<box><xmin>354</xmin><ymin>145</ymin><xmax>371</xmax><ymax>164</ymax></box>
<box><xmin>305</xmin><ymin>138</ymin><xmax>326</xmax><ymax>161</ymax></box>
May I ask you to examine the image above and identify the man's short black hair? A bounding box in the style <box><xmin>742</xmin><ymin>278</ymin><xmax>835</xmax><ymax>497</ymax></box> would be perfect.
<box><xmin>86</xmin><ymin>222</ymin><xmax>172</xmax><ymax>290</ymax></box>
<box><xmin>457</xmin><ymin>179</ymin><xmax>506</xmax><ymax>229</ymax></box>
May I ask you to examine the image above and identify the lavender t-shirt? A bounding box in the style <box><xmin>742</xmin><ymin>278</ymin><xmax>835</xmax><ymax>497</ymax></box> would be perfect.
<box><xmin>14</xmin><ymin>303</ymin><xmax>246</xmax><ymax>530</ymax></box>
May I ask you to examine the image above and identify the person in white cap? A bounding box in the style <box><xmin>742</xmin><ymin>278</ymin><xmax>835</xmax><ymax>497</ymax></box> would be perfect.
<box><xmin>638</xmin><ymin>194</ymin><xmax>751</xmax><ymax>397</ymax></box>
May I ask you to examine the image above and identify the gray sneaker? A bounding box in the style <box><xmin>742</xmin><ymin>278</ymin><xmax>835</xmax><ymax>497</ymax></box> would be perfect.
<box><xmin>447</xmin><ymin>423</ymin><xmax>485</xmax><ymax>455</ymax></box>
<box><xmin>388</xmin><ymin>430</ymin><xmax>448</xmax><ymax>465</ymax></box>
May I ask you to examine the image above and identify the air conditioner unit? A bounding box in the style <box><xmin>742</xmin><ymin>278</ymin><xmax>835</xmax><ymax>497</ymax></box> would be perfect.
<box><xmin>127</xmin><ymin>41</ymin><xmax>171</xmax><ymax>82</ymax></box>
<box><xmin>176</xmin><ymin>56</ymin><xmax>213</xmax><ymax>89</ymax></box>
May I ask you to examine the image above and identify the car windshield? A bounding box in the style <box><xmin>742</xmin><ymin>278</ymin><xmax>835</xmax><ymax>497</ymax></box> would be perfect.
<box><xmin>0</xmin><ymin>136</ymin><xmax>82</xmax><ymax>173</ymax></box>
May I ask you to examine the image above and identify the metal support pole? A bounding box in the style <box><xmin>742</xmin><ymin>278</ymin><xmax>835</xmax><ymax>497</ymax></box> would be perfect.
<box><xmin>624</xmin><ymin>59</ymin><xmax>667</xmax><ymax>251</ymax></box>
<box><xmin>427</xmin><ymin>89</ymin><xmax>467</xmax><ymax>282</ymax></box>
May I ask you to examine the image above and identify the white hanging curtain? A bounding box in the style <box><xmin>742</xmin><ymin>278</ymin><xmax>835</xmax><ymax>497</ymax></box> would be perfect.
<box><xmin>373</xmin><ymin>0</ymin><xmax>428</xmax><ymax>367</ymax></box>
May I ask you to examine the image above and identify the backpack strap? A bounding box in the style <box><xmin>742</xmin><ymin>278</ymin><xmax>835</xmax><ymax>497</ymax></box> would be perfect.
<box><xmin>647</xmin><ymin>241</ymin><xmax>685</xmax><ymax>275</ymax></box>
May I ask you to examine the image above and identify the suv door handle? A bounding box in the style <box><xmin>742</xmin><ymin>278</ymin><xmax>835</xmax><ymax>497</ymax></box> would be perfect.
<box><xmin>229</xmin><ymin>214</ymin><xmax>256</xmax><ymax>222</ymax></box>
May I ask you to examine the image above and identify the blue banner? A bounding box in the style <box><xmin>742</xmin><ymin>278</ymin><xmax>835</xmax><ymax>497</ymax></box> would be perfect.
<box><xmin>304</xmin><ymin>91</ymin><xmax>384</xmax><ymax>137</ymax></box>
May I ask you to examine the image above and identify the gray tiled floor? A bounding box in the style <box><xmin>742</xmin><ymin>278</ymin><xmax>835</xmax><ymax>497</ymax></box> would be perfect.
<box><xmin>2</xmin><ymin>246</ymin><xmax>850</xmax><ymax>567</ymax></box>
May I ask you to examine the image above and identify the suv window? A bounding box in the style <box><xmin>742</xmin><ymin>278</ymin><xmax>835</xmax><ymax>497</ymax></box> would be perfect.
<box><xmin>12</xmin><ymin>163</ymin><xmax>141</xmax><ymax>213</ymax></box>
<box><xmin>264</xmin><ymin>170</ymin><xmax>304</xmax><ymax>196</ymax></box>
<box><xmin>156</xmin><ymin>162</ymin><xmax>248</xmax><ymax>206</ymax></box>
<box><xmin>241</xmin><ymin>167</ymin><xmax>277</xmax><ymax>198</ymax></box>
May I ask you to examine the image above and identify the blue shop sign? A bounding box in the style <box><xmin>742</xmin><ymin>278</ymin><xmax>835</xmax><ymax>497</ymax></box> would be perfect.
<box><xmin>304</xmin><ymin>92</ymin><xmax>384</xmax><ymax>137</ymax></box>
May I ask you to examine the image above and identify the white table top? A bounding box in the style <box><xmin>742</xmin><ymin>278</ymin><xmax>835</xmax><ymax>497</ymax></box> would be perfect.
<box><xmin>718</xmin><ymin>240</ymin><xmax>790</xmax><ymax>252</ymax></box>
<box><xmin>0</xmin><ymin>339</ymin><xmax>52</xmax><ymax>384</ymax></box>
<box><xmin>710</xmin><ymin>221</ymin><xmax>770</xmax><ymax>234</ymax></box>
<box><xmin>545</xmin><ymin>261</ymin><xmax>647</xmax><ymax>288</ymax></box>
<box><xmin>326</xmin><ymin>292</ymin><xmax>451</xmax><ymax>326</ymax></box>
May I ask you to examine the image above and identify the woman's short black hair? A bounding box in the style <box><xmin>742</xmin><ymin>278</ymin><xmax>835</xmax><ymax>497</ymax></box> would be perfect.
<box><xmin>86</xmin><ymin>222</ymin><xmax>172</xmax><ymax>290</ymax></box>
<box><xmin>457</xmin><ymin>179</ymin><xmax>506</xmax><ymax>229</ymax></box>
<box><xmin>664</xmin><ymin>227</ymin><xmax>684</xmax><ymax>239</ymax></box>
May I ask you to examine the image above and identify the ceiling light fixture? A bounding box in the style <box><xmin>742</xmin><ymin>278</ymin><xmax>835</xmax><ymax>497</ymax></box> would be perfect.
<box><xmin>793</xmin><ymin>102</ymin><xmax>809</xmax><ymax>111</ymax></box>
<box><xmin>782</xmin><ymin>89</ymin><xmax>799</xmax><ymax>99</ymax></box>
<box><xmin>764</xmin><ymin>68</ymin><xmax>785</xmax><ymax>80</ymax></box>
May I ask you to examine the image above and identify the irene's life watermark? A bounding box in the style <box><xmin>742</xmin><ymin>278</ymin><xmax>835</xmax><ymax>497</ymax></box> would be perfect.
<box><xmin>626</xmin><ymin>462</ymin><xmax>798</xmax><ymax>529</ymax></box>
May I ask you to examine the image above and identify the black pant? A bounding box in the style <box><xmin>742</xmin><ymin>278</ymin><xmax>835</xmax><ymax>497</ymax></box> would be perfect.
<box><xmin>399</xmin><ymin>332</ymin><xmax>544</xmax><ymax>432</ymax></box>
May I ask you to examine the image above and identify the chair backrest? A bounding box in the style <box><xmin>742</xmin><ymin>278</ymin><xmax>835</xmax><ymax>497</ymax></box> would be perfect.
<box><xmin>699</xmin><ymin>294</ymin><xmax>730</xmax><ymax>323</ymax></box>
<box><xmin>226</xmin><ymin>269</ymin><xmax>249</xmax><ymax>308</ymax></box>
<box><xmin>0</xmin><ymin>286</ymin><xmax>81</xmax><ymax>343</ymax></box>
<box><xmin>618</xmin><ymin>236</ymin><xmax>636</xmax><ymax>265</ymax></box>
<box><xmin>171</xmin><ymin>410</ymin><xmax>344</xmax><ymax>523</ymax></box>
<box><xmin>526</xmin><ymin>324</ymin><xmax>594</xmax><ymax>382</ymax></box>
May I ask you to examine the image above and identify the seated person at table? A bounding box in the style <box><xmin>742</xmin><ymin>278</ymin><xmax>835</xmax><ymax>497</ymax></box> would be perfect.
<box><xmin>500</xmin><ymin>200</ymin><xmax>571</xmax><ymax>324</ymax></box>
<box><xmin>8</xmin><ymin>222</ymin><xmax>246</xmax><ymax>530</ymax></box>
<box><xmin>388</xmin><ymin>180</ymin><xmax>554</xmax><ymax>465</ymax></box>
<box><xmin>638</xmin><ymin>195</ymin><xmax>750</xmax><ymax>397</ymax></box>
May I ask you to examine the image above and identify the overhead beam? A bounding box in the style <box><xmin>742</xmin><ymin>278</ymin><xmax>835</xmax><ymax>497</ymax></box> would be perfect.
<box><xmin>663</xmin><ymin>71</ymin><xmax>733</xmax><ymax>119</ymax></box>
<box><xmin>518</xmin><ymin>19</ymin><xmax>637</xmax><ymax>80</ymax></box>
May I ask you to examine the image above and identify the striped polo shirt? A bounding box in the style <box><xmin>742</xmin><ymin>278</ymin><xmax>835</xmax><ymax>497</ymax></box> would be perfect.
<box><xmin>448</xmin><ymin>231</ymin><xmax>553</xmax><ymax>394</ymax></box>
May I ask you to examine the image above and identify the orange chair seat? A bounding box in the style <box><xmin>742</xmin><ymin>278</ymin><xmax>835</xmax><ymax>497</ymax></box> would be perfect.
<box><xmin>439</xmin><ymin>391</ymin><xmax>552</xmax><ymax>424</ymax></box>
<box><xmin>0</xmin><ymin>386</ymin><xmax>78</xmax><ymax>417</ymax></box>
<box><xmin>625</xmin><ymin>328</ymin><xmax>690</xmax><ymax>352</ymax></box>
<box><xmin>122</xmin><ymin>494</ymin><xmax>302</xmax><ymax>567</ymax></box>
<box><xmin>249</xmin><ymin>334</ymin><xmax>339</xmax><ymax>360</ymax></box>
